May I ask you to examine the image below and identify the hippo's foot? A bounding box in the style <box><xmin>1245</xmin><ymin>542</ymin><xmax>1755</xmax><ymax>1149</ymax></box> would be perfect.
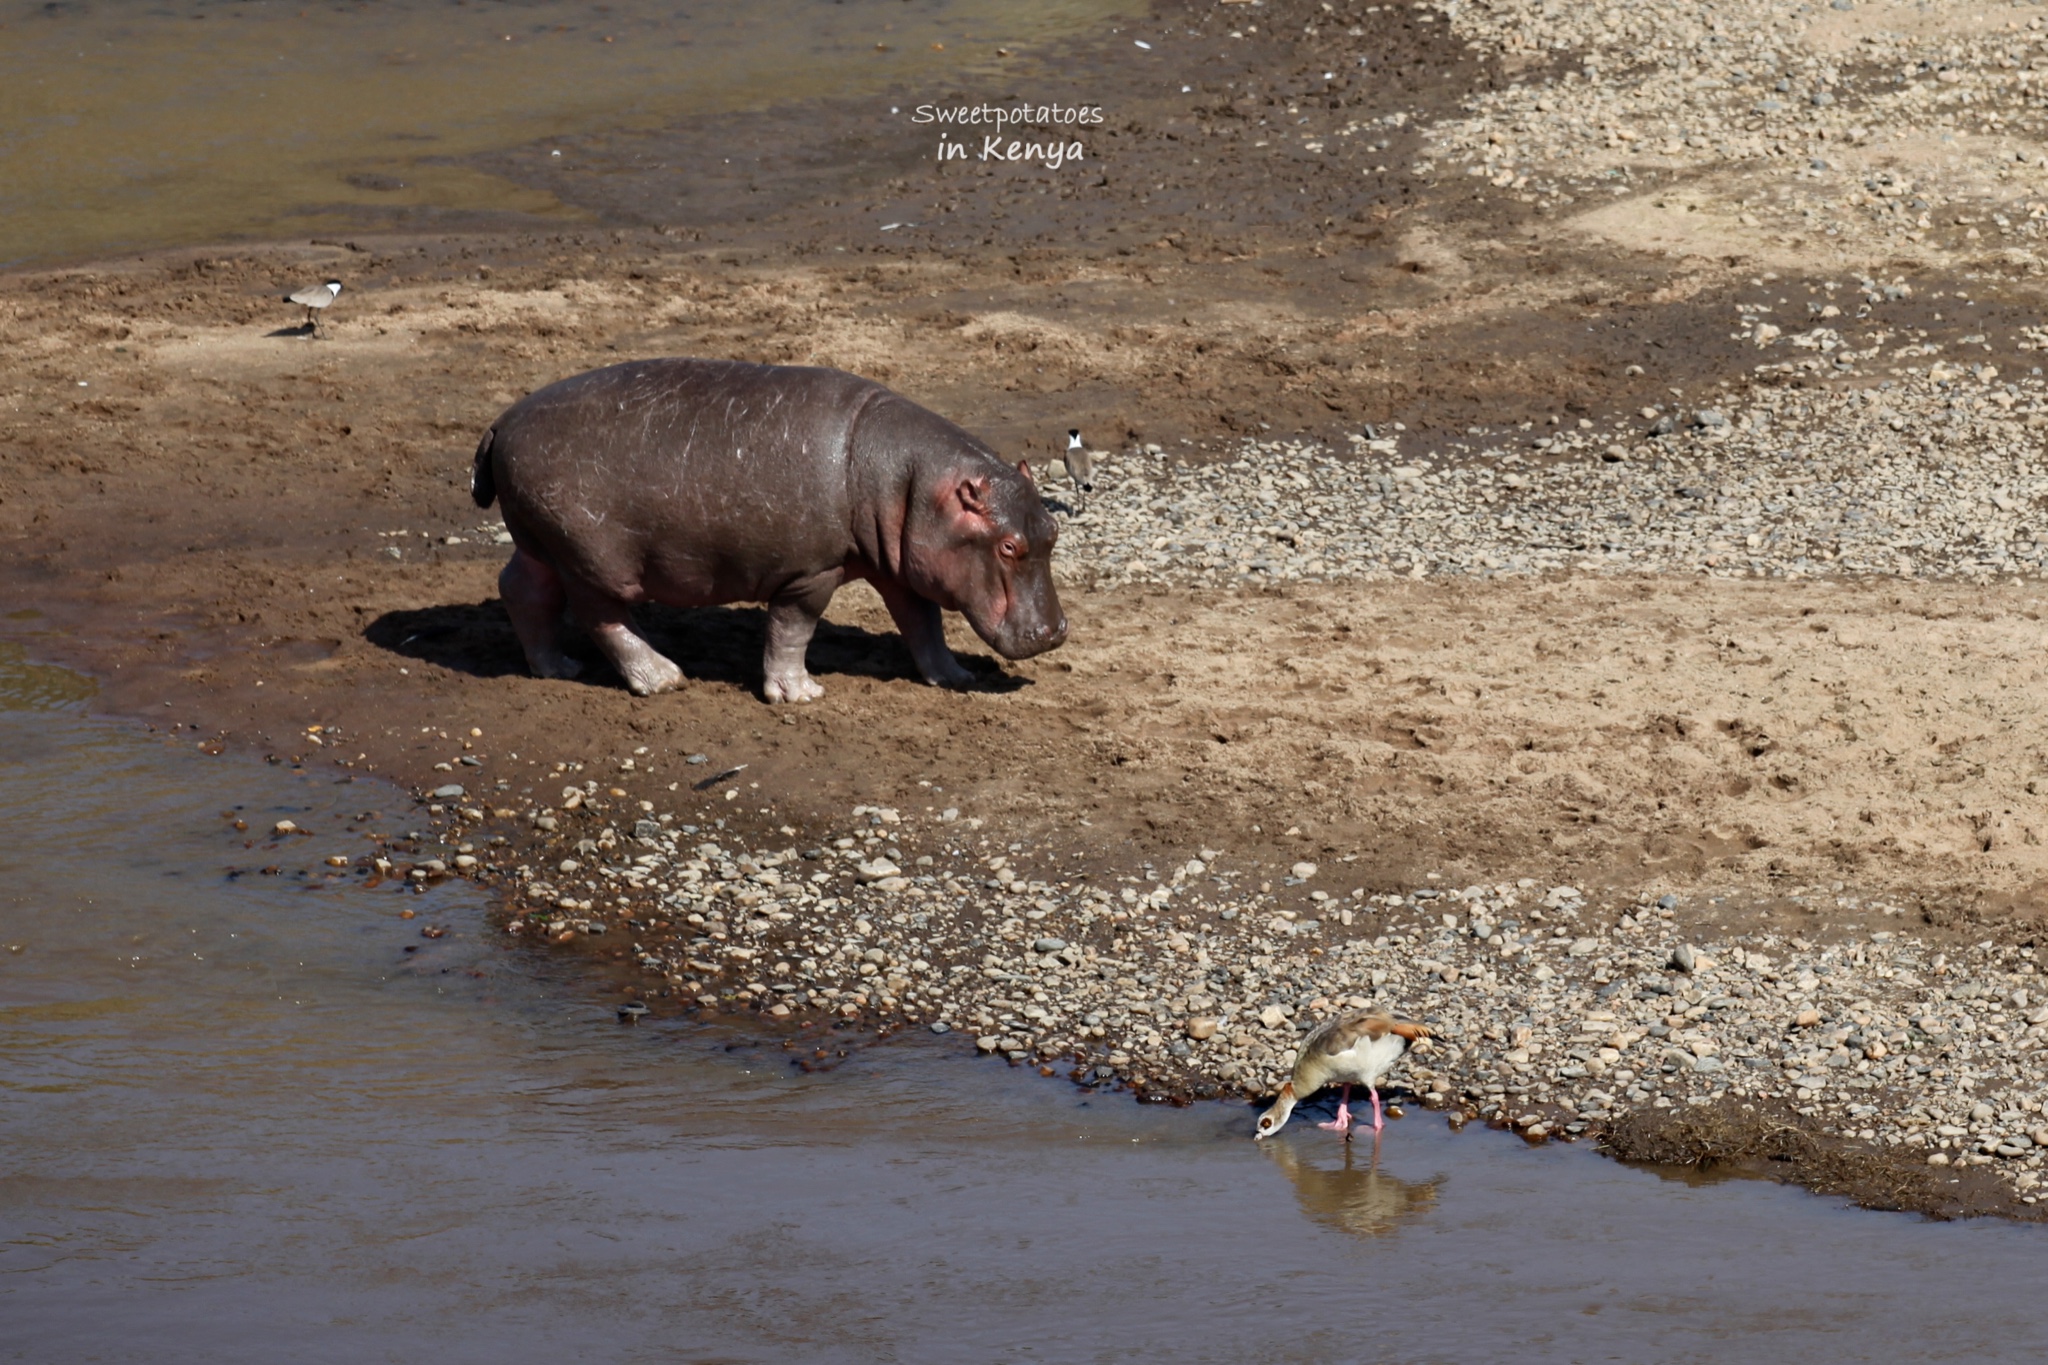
<box><xmin>764</xmin><ymin>670</ymin><xmax>825</xmax><ymax>704</ymax></box>
<box><xmin>620</xmin><ymin>654</ymin><xmax>685</xmax><ymax>697</ymax></box>
<box><xmin>527</xmin><ymin>649</ymin><xmax>584</xmax><ymax>681</ymax></box>
<box><xmin>585</xmin><ymin>620</ymin><xmax>685</xmax><ymax>696</ymax></box>
<box><xmin>918</xmin><ymin>653</ymin><xmax>977</xmax><ymax>690</ymax></box>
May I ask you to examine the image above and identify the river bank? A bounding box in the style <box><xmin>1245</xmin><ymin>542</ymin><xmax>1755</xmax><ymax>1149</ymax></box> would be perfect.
<box><xmin>10</xmin><ymin>0</ymin><xmax>2048</xmax><ymax>1218</ymax></box>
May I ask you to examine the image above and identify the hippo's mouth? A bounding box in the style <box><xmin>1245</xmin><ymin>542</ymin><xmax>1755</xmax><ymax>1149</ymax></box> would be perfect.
<box><xmin>963</xmin><ymin>585</ymin><xmax>1066</xmax><ymax>660</ymax></box>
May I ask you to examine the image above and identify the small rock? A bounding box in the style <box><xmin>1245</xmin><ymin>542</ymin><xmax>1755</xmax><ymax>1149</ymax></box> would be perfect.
<box><xmin>273</xmin><ymin>820</ymin><xmax>299</xmax><ymax>834</ymax></box>
<box><xmin>1031</xmin><ymin>937</ymin><xmax>1068</xmax><ymax>954</ymax></box>
<box><xmin>1258</xmin><ymin>1004</ymin><xmax>1290</xmax><ymax>1029</ymax></box>
<box><xmin>1290</xmin><ymin>861</ymin><xmax>1318</xmax><ymax>880</ymax></box>
<box><xmin>1795</xmin><ymin>1009</ymin><xmax>1822</xmax><ymax>1027</ymax></box>
<box><xmin>431</xmin><ymin>784</ymin><xmax>465</xmax><ymax>799</ymax></box>
<box><xmin>1671</xmin><ymin>943</ymin><xmax>1697</xmax><ymax>973</ymax></box>
<box><xmin>1187</xmin><ymin>1016</ymin><xmax>1220</xmax><ymax>1041</ymax></box>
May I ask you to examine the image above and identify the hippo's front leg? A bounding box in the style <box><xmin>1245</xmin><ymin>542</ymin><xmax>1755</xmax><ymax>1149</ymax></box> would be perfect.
<box><xmin>868</xmin><ymin>577</ymin><xmax>975</xmax><ymax>689</ymax></box>
<box><xmin>761</xmin><ymin>570</ymin><xmax>841</xmax><ymax>704</ymax></box>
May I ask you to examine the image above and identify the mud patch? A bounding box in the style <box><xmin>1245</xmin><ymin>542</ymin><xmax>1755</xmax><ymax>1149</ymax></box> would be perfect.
<box><xmin>1602</xmin><ymin>1098</ymin><xmax>2028</xmax><ymax>1220</ymax></box>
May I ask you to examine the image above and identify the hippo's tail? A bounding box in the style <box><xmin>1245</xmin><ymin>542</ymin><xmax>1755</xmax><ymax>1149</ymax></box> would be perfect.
<box><xmin>470</xmin><ymin>428</ymin><xmax>497</xmax><ymax>508</ymax></box>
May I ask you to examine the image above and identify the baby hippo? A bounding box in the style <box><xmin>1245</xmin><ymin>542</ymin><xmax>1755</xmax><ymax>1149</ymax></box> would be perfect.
<box><xmin>471</xmin><ymin>358</ymin><xmax>1067</xmax><ymax>701</ymax></box>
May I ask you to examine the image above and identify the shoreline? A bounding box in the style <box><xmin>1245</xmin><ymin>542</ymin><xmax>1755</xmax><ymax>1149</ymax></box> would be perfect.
<box><xmin>11</xmin><ymin>0</ymin><xmax>2048</xmax><ymax>1221</ymax></box>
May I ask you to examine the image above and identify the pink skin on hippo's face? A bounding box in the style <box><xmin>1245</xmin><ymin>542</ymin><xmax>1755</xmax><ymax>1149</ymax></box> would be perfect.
<box><xmin>904</xmin><ymin>460</ymin><xmax>1067</xmax><ymax>661</ymax></box>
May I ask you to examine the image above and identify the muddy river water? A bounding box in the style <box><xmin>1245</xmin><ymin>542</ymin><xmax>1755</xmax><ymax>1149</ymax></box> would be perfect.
<box><xmin>0</xmin><ymin>0</ymin><xmax>1138</xmax><ymax>268</ymax></box>
<box><xmin>5</xmin><ymin>649</ymin><xmax>2048</xmax><ymax>1359</ymax></box>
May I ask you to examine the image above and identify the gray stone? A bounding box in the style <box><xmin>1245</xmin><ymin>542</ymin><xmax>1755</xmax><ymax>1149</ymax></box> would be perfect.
<box><xmin>431</xmin><ymin>784</ymin><xmax>465</xmax><ymax>799</ymax></box>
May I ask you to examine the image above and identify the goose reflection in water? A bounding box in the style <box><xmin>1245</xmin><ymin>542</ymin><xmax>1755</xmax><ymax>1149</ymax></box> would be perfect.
<box><xmin>1262</xmin><ymin>1136</ymin><xmax>1443</xmax><ymax>1240</ymax></box>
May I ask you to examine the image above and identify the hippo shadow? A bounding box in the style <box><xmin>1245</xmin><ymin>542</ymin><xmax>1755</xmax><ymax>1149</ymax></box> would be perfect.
<box><xmin>363</xmin><ymin>600</ymin><xmax>1028</xmax><ymax>696</ymax></box>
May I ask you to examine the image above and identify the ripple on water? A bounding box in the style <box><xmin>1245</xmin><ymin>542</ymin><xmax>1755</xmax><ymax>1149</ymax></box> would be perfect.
<box><xmin>0</xmin><ymin>641</ymin><xmax>94</xmax><ymax>712</ymax></box>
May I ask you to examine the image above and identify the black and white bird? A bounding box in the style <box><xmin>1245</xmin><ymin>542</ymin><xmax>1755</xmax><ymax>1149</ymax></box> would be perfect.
<box><xmin>284</xmin><ymin>279</ymin><xmax>343</xmax><ymax>334</ymax></box>
<box><xmin>1062</xmin><ymin>429</ymin><xmax>1096</xmax><ymax>510</ymax></box>
<box><xmin>1253</xmin><ymin>1010</ymin><xmax>1431</xmax><ymax>1141</ymax></box>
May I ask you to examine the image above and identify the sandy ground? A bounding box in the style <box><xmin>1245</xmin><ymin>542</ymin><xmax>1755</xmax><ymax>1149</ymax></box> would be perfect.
<box><xmin>10</xmin><ymin>0</ymin><xmax>2048</xmax><ymax>1213</ymax></box>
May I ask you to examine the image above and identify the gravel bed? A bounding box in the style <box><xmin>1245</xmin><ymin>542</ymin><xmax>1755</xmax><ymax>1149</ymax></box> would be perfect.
<box><xmin>1050</xmin><ymin>357</ymin><xmax>2048</xmax><ymax>587</ymax></box>
<box><xmin>362</xmin><ymin>778</ymin><xmax>2048</xmax><ymax>1208</ymax></box>
<box><xmin>1409</xmin><ymin>0</ymin><xmax>2048</xmax><ymax>257</ymax></box>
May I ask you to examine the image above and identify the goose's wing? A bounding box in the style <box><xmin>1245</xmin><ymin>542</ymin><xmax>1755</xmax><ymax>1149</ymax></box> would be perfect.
<box><xmin>1310</xmin><ymin>1012</ymin><xmax>1431</xmax><ymax>1058</ymax></box>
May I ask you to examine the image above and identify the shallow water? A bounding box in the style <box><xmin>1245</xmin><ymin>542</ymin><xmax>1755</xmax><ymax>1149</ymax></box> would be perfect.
<box><xmin>0</xmin><ymin>0</ymin><xmax>1136</xmax><ymax>268</ymax></box>
<box><xmin>5</xmin><ymin>648</ymin><xmax>2048</xmax><ymax>1362</ymax></box>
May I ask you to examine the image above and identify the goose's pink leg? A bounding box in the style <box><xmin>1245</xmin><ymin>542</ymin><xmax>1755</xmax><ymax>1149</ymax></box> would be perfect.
<box><xmin>1318</xmin><ymin>1084</ymin><xmax>1353</xmax><ymax>1136</ymax></box>
<box><xmin>1370</xmin><ymin>1085</ymin><xmax>1385</xmax><ymax>1134</ymax></box>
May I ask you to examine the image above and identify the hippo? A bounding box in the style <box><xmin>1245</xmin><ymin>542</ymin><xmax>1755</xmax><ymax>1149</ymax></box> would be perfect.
<box><xmin>469</xmin><ymin>358</ymin><xmax>1067</xmax><ymax>701</ymax></box>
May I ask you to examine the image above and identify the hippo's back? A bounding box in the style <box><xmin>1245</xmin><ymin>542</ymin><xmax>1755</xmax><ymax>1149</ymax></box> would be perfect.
<box><xmin>488</xmin><ymin>358</ymin><xmax>881</xmax><ymax>493</ymax></box>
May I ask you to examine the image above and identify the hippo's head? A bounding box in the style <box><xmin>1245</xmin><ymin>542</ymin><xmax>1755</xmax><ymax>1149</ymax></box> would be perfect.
<box><xmin>905</xmin><ymin>459</ymin><xmax>1067</xmax><ymax>661</ymax></box>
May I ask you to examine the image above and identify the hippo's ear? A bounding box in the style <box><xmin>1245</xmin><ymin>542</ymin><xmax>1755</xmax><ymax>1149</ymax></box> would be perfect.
<box><xmin>1016</xmin><ymin>458</ymin><xmax>1035</xmax><ymax>485</ymax></box>
<box><xmin>955</xmin><ymin>475</ymin><xmax>991</xmax><ymax>519</ymax></box>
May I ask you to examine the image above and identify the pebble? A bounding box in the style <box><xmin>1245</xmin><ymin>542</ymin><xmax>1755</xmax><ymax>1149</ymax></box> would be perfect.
<box><xmin>431</xmin><ymin>784</ymin><xmax>465</xmax><ymax>799</ymax></box>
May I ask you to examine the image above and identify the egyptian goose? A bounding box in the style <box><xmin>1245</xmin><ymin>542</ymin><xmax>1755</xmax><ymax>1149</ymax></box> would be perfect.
<box><xmin>1253</xmin><ymin>1010</ymin><xmax>1431</xmax><ymax>1141</ymax></box>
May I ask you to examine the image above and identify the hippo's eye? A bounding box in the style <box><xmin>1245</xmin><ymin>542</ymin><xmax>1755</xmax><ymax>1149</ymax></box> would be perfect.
<box><xmin>998</xmin><ymin>539</ymin><xmax>1022</xmax><ymax>560</ymax></box>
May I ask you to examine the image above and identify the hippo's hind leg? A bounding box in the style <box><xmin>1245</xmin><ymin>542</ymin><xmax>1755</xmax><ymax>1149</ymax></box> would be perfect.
<box><xmin>499</xmin><ymin>548</ymin><xmax>583</xmax><ymax>681</ymax></box>
<box><xmin>562</xmin><ymin>583</ymin><xmax>684</xmax><ymax>697</ymax></box>
<box><xmin>761</xmin><ymin>571</ymin><xmax>841</xmax><ymax>704</ymax></box>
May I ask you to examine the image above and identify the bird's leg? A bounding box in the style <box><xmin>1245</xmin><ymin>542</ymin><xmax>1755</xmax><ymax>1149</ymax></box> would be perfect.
<box><xmin>1370</xmin><ymin>1085</ymin><xmax>1385</xmax><ymax>1134</ymax></box>
<box><xmin>1317</xmin><ymin>1084</ymin><xmax>1353</xmax><ymax>1135</ymax></box>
